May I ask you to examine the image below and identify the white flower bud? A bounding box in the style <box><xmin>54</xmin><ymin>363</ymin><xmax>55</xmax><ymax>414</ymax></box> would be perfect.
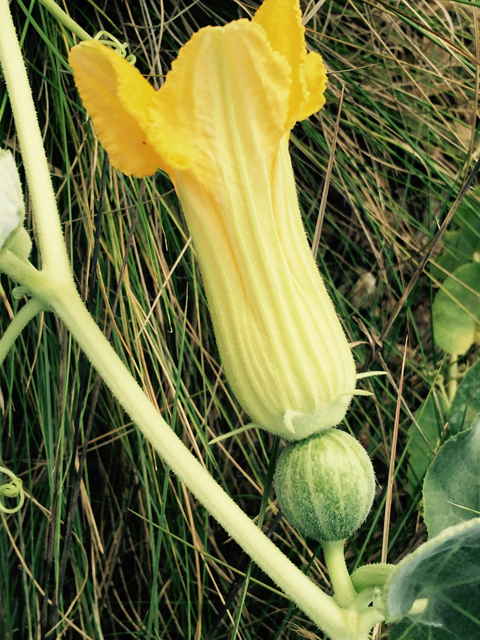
<box><xmin>0</xmin><ymin>150</ymin><xmax>25</xmax><ymax>250</ymax></box>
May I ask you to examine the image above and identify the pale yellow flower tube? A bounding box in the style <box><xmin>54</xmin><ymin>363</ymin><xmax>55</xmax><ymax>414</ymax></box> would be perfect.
<box><xmin>69</xmin><ymin>0</ymin><xmax>357</xmax><ymax>440</ymax></box>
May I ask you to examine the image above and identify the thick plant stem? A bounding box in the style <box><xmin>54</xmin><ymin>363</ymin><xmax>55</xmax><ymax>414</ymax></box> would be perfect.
<box><xmin>51</xmin><ymin>285</ymin><xmax>349</xmax><ymax>637</ymax></box>
<box><xmin>0</xmin><ymin>297</ymin><xmax>46</xmax><ymax>367</ymax></box>
<box><xmin>36</xmin><ymin>0</ymin><xmax>92</xmax><ymax>41</ymax></box>
<box><xmin>322</xmin><ymin>540</ymin><xmax>357</xmax><ymax>608</ymax></box>
<box><xmin>357</xmin><ymin>608</ymin><xmax>385</xmax><ymax>640</ymax></box>
<box><xmin>0</xmin><ymin>269</ymin><xmax>383</xmax><ymax>640</ymax></box>
<box><xmin>0</xmin><ymin>267</ymin><xmax>354</xmax><ymax>640</ymax></box>
<box><xmin>0</xmin><ymin>0</ymin><xmax>72</xmax><ymax>279</ymax></box>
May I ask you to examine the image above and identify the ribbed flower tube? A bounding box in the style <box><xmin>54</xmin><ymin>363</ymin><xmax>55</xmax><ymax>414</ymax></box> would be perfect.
<box><xmin>69</xmin><ymin>0</ymin><xmax>357</xmax><ymax>439</ymax></box>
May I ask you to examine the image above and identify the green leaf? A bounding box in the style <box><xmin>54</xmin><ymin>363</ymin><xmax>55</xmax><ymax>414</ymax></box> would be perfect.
<box><xmin>448</xmin><ymin>359</ymin><xmax>480</xmax><ymax>435</ymax></box>
<box><xmin>431</xmin><ymin>228</ymin><xmax>478</xmax><ymax>283</ymax></box>
<box><xmin>431</xmin><ymin>188</ymin><xmax>480</xmax><ymax>283</ymax></box>
<box><xmin>423</xmin><ymin>418</ymin><xmax>480</xmax><ymax>538</ymax></box>
<box><xmin>432</xmin><ymin>262</ymin><xmax>480</xmax><ymax>355</ymax></box>
<box><xmin>453</xmin><ymin>187</ymin><xmax>480</xmax><ymax>232</ymax></box>
<box><xmin>386</xmin><ymin>518</ymin><xmax>480</xmax><ymax>640</ymax></box>
<box><xmin>406</xmin><ymin>393</ymin><xmax>446</xmax><ymax>491</ymax></box>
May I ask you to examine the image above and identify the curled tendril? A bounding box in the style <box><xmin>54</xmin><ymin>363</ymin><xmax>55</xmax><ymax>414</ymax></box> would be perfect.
<box><xmin>0</xmin><ymin>466</ymin><xmax>25</xmax><ymax>514</ymax></box>
<box><xmin>93</xmin><ymin>31</ymin><xmax>137</xmax><ymax>65</ymax></box>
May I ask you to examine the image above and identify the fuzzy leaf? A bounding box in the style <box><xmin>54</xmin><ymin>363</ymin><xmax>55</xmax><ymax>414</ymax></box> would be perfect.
<box><xmin>386</xmin><ymin>519</ymin><xmax>480</xmax><ymax>639</ymax></box>
<box><xmin>432</xmin><ymin>262</ymin><xmax>480</xmax><ymax>355</ymax></box>
<box><xmin>407</xmin><ymin>393</ymin><xmax>446</xmax><ymax>491</ymax></box>
<box><xmin>423</xmin><ymin>418</ymin><xmax>480</xmax><ymax>538</ymax></box>
<box><xmin>448</xmin><ymin>359</ymin><xmax>480</xmax><ymax>434</ymax></box>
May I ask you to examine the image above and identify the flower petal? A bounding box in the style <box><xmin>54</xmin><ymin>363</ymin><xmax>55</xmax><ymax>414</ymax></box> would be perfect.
<box><xmin>297</xmin><ymin>51</ymin><xmax>328</xmax><ymax>121</ymax></box>
<box><xmin>68</xmin><ymin>7</ymin><xmax>352</xmax><ymax>439</ymax></box>
<box><xmin>148</xmin><ymin>20</ymin><xmax>291</xmax><ymax>179</ymax></box>
<box><xmin>253</xmin><ymin>0</ymin><xmax>306</xmax><ymax>127</ymax></box>
<box><xmin>253</xmin><ymin>0</ymin><xmax>327</xmax><ymax>127</ymax></box>
<box><xmin>69</xmin><ymin>41</ymin><xmax>163</xmax><ymax>178</ymax></box>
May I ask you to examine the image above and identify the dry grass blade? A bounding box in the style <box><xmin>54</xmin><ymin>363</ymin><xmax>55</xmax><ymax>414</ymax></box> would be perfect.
<box><xmin>312</xmin><ymin>85</ymin><xmax>345</xmax><ymax>259</ymax></box>
<box><xmin>382</xmin><ymin>337</ymin><xmax>408</xmax><ymax>564</ymax></box>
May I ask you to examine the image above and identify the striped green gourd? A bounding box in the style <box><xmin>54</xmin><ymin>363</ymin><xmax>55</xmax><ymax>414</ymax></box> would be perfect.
<box><xmin>275</xmin><ymin>429</ymin><xmax>375</xmax><ymax>542</ymax></box>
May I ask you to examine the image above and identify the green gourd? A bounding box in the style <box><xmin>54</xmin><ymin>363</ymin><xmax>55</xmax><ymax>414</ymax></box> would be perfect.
<box><xmin>275</xmin><ymin>428</ymin><xmax>375</xmax><ymax>542</ymax></box>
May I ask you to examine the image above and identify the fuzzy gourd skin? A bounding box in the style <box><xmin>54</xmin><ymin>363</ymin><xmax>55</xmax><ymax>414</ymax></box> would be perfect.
<box><xmin>275</xmin><ymin>429</ymin><xmax>375</xmax><ymax>542</ymax></box>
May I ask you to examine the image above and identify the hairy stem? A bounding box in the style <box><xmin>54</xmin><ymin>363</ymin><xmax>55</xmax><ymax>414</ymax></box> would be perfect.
<box><xmin>36</xmin><ymin>0</ymin><xmax>92</xmax><ymax>41</ymax></box>
<box><xmin>322</xmin><ymin>540</ymin><xmax>357</xmax><ymax>608</ymax></box>
<box><xmin>50</xmin><ymin>283</ymin><xmax>352</xmax><ymax>638</ymax></box>
<box><xmin>0</xmin><ymin>250</ymin><xmax>356</xmax><ymax>639</ymax></box>
<box><xmin>0</xmin><ymin>297</ymin><xmax>46</xmax><ymax>367</ymax></box>
<box><xmin>0</xmin><ymin>0</ymin><xmax>72</xmax><ymax>278</ymax></box>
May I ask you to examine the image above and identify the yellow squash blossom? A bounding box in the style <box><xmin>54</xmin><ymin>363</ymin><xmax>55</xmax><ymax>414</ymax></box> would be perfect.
<box><xmin>69</xmin><ymin>0</ymin><xmax>358</xmax><ymax>440</ymax></box>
